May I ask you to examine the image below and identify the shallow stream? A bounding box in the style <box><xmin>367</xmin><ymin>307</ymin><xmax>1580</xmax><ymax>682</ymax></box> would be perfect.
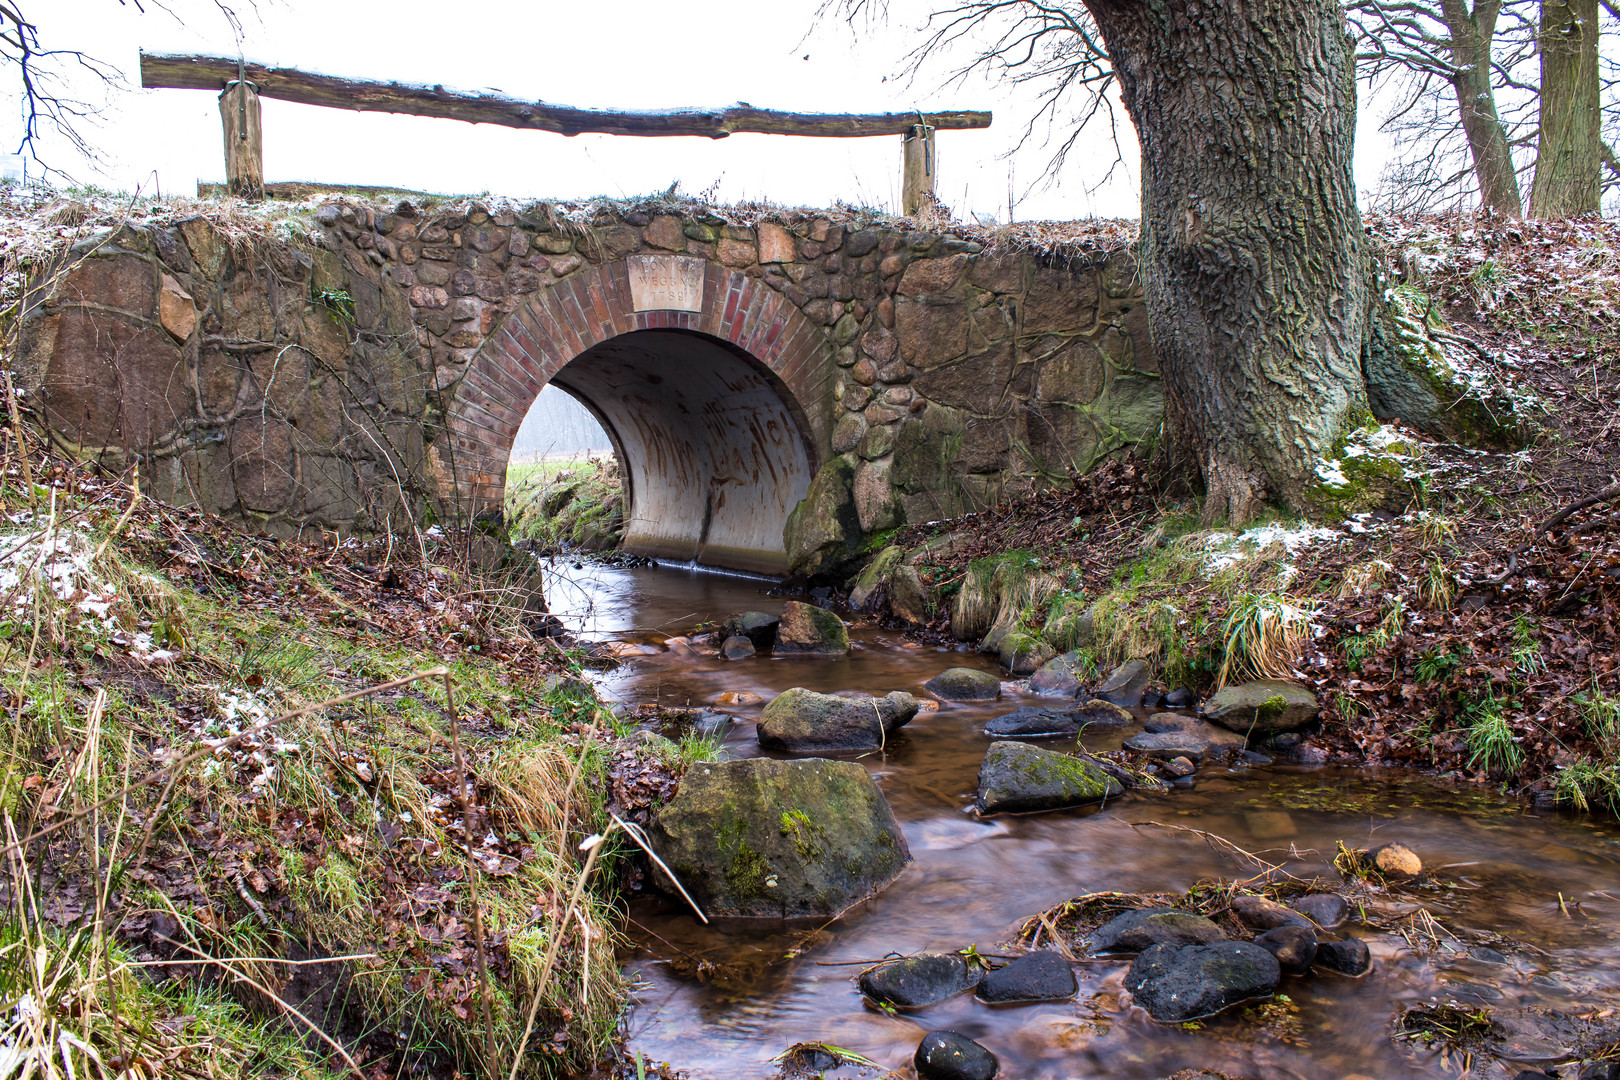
<box><xmin>543</xmin><ymin>560</ymin><xmax>1620</xmax><ymax>1080</ymax></box>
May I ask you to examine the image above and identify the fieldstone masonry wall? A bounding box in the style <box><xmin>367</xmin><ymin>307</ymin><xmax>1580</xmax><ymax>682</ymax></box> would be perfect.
<box><xmin>17</xmin><ymin>198</ymin><xmax>1162</xmax><ymax>574</ymax></box>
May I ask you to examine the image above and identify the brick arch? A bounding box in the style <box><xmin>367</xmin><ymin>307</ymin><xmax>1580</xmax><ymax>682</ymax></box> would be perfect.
<box><xmin>441</xmin><ymin>257</ymin><xmax>837</xmax><ymax>573</ymax></box>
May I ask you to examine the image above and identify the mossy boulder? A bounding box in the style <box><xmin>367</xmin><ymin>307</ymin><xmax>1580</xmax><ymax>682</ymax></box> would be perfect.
<box><xmin>757</xmin><ymin>688</ymin><xmax>920</xmax><ymax>752</ymax></box>
<box><xmin>999</xmin><ymin>630</ymin><xmax>1056</xmax><ymax>675</ymax></box>
<box><xmin>849</xmin><ymin>545</ymin><xmax>906</xmax><ymax>610</ymax></box>
<box><xmin>1040</xmin><ymin>597</ymin><xmax>1096</xmax><ymax>653</ymax></box>
<box><xmin>924</xmin><ymin>666</ymin><xmax>1002</xmax><ymax>701</ymax></box>
<box><xmin>887</xmin><ymin>565</ymin><xmax>935</xmax><ymax>625</ymax></box>
<box><xmin>648</xmin><ymin>757</ymin><xmax>911</xmax><ymax>918</ymax></box>
<box><xmin>774</xmin><ymin>601</ymin><xmax>849</xmax><ymax>655</ymax></box>
<box><xmin>975</xmin><ymin>741</ymin><xmax>1122</xmax><ymax>814</ymax></box>
<box><xmin>785</xmin><ymin>455</ymin><xmax>863</xmax><ymax>579</ymax></box>
<box><xmin>1303</xmin><ymin>424</ymin><xmax>1423</xmax><ymax>520</ymax></box>
<box><xmin>1200</xmin><ymin>680</ymin><xmax>1318</xmax><ymax>738</ymax></box>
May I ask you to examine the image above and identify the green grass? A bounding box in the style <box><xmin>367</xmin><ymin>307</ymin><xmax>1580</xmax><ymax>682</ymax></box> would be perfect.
<box><xmin>1465</xmin><ymin>690</ymin><xmax>1524</xmax><ymax>778</ymax></box>
<box><xmin>0</xmin><ymin>465</ymin><xmax>658</xmax><ymax>1079</ymax></box>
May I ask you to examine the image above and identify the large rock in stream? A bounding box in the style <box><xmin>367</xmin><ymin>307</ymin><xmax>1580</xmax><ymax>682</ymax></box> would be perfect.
<box><xmin>859</xmin><ymin>954</ymin><xmax>982</xmax><ymax>1009</ymax></box>
<box><xmin>925</xmin><ymin>667</ymin><xmax>1002</xmax><ymax>701</ymax></box>
<box><xmin>773</xmin><ymin>601</ymin><xmax>850</xmax><ymax>655</ymax></box>
<box><xmin>975</xmin><ymin>741</ymin><xmax>1122</xmax><ymax>814</ymax></box>
<box><xmin>648</xmin><ymin>758</ymin><xmax>910</xmax><ymax>918</ymax></box>
<box><xmin>720</xmin><ymin>611</ymin><xmax>779</xmax><ymax>651</ymax></box>
<box><xmin>1124</xmin><ymin>942</ymin><xmax>1281</xmax><ymax>1022</ymax></box>
<box><xmin>984</xmin><ymin>699</ymin><xmax>1133</xmax><ymax>738</ymax></box>
<box><xmin>1200</xmin><ymin>679</ymin><xmax>1318</xmax><ymax>738</ymax></box>
<box><xmin>757</xmin><ymin>687</ymin><xmax>920</xmax><ymax>752</ymax></box>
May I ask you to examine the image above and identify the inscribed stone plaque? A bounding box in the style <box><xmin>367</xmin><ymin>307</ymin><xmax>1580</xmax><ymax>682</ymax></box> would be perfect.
<box><xmin>628</xmin><ymin>256</ymin><xmax>705</xmax><ymax>312</ymax></box>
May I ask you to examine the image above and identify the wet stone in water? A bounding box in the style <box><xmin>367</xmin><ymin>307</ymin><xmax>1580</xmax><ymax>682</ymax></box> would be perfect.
<box><xmin>720</xmin><ymin>635</ymin><xmax>756</xmax><ymax>660</ymax></box>
<box><xmin>757</xmin><ymin>687</ymin><xmax>919</xmax><ymax>753</ymax></box>
<box><xmin>1144</xmin><ymin>712</ymin><xmax>1196</xmax><ymax>733</ymax></box>
<box><xmin>1089</xmin><ymin>908</ymin><xmax>1226</xmax><ymax>954</ymax></box>
<box><xmin>1314</xmin><ymin>937</ymin><xmax>1372</xmax><ymax>976</ymax></box>
<box><xmin>914</xmin><ymin>1030</ymin><xmax>999</xmax><ymax>1080</ymax></box>
<box><xmin>926</xmin><ymin>666</ymin><xmax>1002</xmax><ymax>701</ymax></box>
<box><xmin>1124</xmin><ymin>730</ymin><xmax>1213</xmax><ymax>761</ymax></box>
<box><xmin>975</xmin><ymin>741</ymin><xmax>1122</xmax><ymax>814</ymax></box>
<box><xmin>1371</xmin><ymin>842</ymin><xmax>1423</xmax><ymax>877</ymax></box>
<box><xmin>720</xmin><ymin>610</ymin><xmax>779</xmax><ymax>651</ymax></box>
<box><xmin>1124</xmin><ymin>941</ymin><xmax>1281</xmax><ymax>1023</ymax></box>
<box><xmin>858</xmin><ymin>954</ymin><xmax>982</xmax><ymax>1009</ymax></box>
<box><xmin>1232</xmin><ymin>894</ymin><xmax>1313</xmax><ymax>931</ymax></box>
<box><xmin>773</xmin><ymin>600</ymin><xmax>849</xmax><ymax>655</ymax></box>
<box><xmin>1254</xmin><ymin>925</ymin><xmax>1318</xmax><ymax>975</ymax></box>
<box><xmin>977</xmin><ymin>950</ymin><xmax>1078</xmax><ymax>1003</ymax></box>
<box><xmin>1289</xmin><ymin>893</ymin><xmax>1349</xmax><ymax>929</ymax></box>
<box><xmin>982</xmin><ymin>699</ymin><xmax>1131</xmax><ymax>737</ymax></box>
<box><xmin>1161</xmin><ymin>755</ymin><xmax>1197</xmax><ymax>778</ymax></box>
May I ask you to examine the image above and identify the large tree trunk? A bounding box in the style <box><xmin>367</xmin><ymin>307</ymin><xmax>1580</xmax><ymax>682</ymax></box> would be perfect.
<box><xmin>1080</xmin><ymin>0</ymin><xmax>1370</xmax><ymax>523</ymax></box>
<box><xmin>1530</xmin><ymin>0</ymin><xmax>1602</xmax><ymax>216</ymax></box>
<box><xmin>1443</xmin><ymin>1</ymin><xmax>1526</xmax><ymax>217</ymax></box>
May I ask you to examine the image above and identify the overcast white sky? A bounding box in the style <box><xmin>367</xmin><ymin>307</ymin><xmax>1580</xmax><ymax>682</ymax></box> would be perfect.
<box><xmin>5</xmin><ymin>0</ymin><xmax>1401</xmax><ymax>221</ymax></box>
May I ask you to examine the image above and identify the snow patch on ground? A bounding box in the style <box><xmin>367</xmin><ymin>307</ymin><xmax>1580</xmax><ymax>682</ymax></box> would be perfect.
<box><xmin>0</xmin><ymin>524</ymin><xmax>179</xmax><ymax>662</ymax></box>
<box><xmin>1203</xmin><ymin>523</ymin><xmax>1343</xmax><ymax>574</ymax></box>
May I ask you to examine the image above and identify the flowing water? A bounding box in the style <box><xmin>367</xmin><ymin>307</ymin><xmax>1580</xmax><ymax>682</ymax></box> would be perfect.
<box><xmin>542</xmin><ymin>559</ymin><xmax>1620</xmax><ymax>1080</ymax></box>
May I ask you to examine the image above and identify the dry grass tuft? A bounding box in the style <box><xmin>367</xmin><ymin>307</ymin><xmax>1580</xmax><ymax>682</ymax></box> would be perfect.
<box><xmin>1217</xmin><ymin>593</ymin><xmax>1316</xmax><ymax>686</ymax></box>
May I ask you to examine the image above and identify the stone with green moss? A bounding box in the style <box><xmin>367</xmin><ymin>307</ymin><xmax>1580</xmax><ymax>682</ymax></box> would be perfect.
<box><xmin>849</xmin><ymin>545</ymin><xmax>905</xmax><ymax>610</ymax></box>
<box><xmin>1200</xmin><ymin>680</ymin><xmax>1318</xmax><ymax>738</ymax></box>
<box><xmin>924</xmin><ymin>666</ymin><xmax>1002</xmax><ymax>701</ymax></box>
<box><xmin>784</xmin><ymin>455</ymin><xmax>863</xmax><ymax>578</ymax></box>
<box><xmin>1041</xmin><ymin>596</ymin><xmax>1096</xmax><ymax>653</ymax></box>
<box><xmin>774</xmin><ymin>600</ymin><xmax>849</xmax><ymax>655</ymax></box>
<box><xmin>975</xmin><ymin>741</ymin><xmax>1123</xmax><ymax>814</ymax></box>
<box><xmin>648</xmin><ymin>757</ymin><xmax>911</xmax><ymax>918</ymax></box>
<box><xmin>999</xmin><ymin>630</ymin><xmax>1056</xmax><ymax>676</ymax></box>
<box><xmin>1303</xmin><ymin>425</ymin><xmax>1423</xmax><ymax>520</ymax></box>
<box><xmin>757</xmin><ymin>687</ymin><xmax>920</xmax><ymax>752</ymax></box>
<box><xmin>887</xmin><ymin>564</ymin><xmax>935</xmax><ymax>625</ymax></box>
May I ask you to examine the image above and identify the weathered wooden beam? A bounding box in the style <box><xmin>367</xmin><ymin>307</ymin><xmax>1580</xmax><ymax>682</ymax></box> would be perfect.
<box><xmin>901</xmin><ymin>123</ymin><xmax>937</xmax><ymax>215</ymax></box>
<box><xmin>219</xmin><ymin>80</ymin><xmax>263</xmax><ymax>199</ymax></box>
<box><xmin>140</xmin><ymin>52</ymin><xmax>993</xmax><ymax>138</ymax></box>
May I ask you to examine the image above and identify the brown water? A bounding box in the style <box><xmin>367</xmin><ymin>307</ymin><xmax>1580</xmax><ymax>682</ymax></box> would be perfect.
<box><xmin>545</xmin><ymin>561</ymin><xmax>1620</xmax><ymax>1080</ymax></box>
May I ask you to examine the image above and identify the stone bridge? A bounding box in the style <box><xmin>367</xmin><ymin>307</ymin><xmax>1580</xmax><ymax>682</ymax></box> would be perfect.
<box><xmin>18</xmin><ymin>200</ymin><xmax>1161</xmax><ymax>575</ymax></box>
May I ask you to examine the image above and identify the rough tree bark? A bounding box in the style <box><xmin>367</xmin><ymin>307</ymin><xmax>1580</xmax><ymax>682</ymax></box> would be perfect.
<box><xmin>1530</xmin><ymin>0</ymin><xmax>1602</xmax><ymax>216</ymax></box>
<box><xmin>1079</xmin><ymin>0</ymin><xmax>1370</xmax><ymax>524</ymax></box>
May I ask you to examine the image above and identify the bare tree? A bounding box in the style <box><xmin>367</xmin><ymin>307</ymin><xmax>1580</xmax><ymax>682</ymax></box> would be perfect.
<box><xmin>0</xmin><ymin>1</ymin><xmax>120</xmax><ymax>171</ymax></box>
<box><xmin>2</xmin><ymin>0</ymin><xmax>246</xmax><ymax>179</ymax></box>
<box><xmin>1345</xmin><ymin>0</ymin><xmax>1539</xmax><ymax>216</ymax></box>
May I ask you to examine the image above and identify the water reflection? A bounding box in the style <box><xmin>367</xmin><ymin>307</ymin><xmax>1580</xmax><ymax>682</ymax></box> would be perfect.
<box><xmin>551</xmin><ymin>563</ymin><xmax>1620</xmax><ymax>1079</ymax></box>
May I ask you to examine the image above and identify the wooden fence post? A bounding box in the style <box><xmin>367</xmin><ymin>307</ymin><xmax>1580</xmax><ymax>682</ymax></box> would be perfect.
<box><xmin>901</xmin><ymin>122</ymin><xmax>936</xmax><ymax>216</ymax></box>
<box><xmin>219</xmin><ymin>79</ymin><xmax>264</xmax><ymax>200</ymax></box>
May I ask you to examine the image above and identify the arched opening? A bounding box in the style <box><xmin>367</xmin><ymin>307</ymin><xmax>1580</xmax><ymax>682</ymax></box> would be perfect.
<box><xmin>505</xmin><ymin>329</ymin><xmax>816</xmax><ymax>576</ymax></box>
